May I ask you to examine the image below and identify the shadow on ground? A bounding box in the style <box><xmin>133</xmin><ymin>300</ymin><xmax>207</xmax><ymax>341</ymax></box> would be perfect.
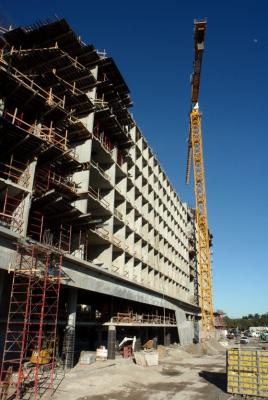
<box><xmin>199</xmin><ymin>370</ymin><xmax>226</xmax><ymax>392</ymax></box>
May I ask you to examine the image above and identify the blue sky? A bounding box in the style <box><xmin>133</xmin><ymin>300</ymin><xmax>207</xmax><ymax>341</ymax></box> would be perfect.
<box><xmin>1</xmin><ymin>0</ymin><xmax>267</xmax><ymax>318</ymax></box>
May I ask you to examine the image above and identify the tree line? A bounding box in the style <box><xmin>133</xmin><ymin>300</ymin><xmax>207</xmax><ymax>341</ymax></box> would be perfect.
<box><xmin>224</xmin><ymin>312</ymin><xmax>268</xmax><ymax>330</ymax></box>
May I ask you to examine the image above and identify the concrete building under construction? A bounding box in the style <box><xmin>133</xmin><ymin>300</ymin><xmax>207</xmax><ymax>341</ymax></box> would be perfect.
<box><xmin>0</xmin><ymin>18</ymin><xmax>201</xmax><ymax>382</ymax></box>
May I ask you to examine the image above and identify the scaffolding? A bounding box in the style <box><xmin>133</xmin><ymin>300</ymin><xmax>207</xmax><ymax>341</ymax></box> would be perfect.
<box><xmin>0</xmin><ymin>189</ymin><xmax>25</xmax><ymax>234</ymax></box>
<box><xmin>0</xmin><ymin>156</ymin><xmax>30</xmax><ymax>189</ymax></box>
<box><xmin>2</xmin><ymin>109</ymin><xmax>74</xmax><ymax>156</ymax></box>
<box><xmin>110</xmin><ymin>312</ymin><xmax>176</xmax><ymax>325</ymax></box>
<box><xmin>27</xmin><ymin>213</ymin><xmax>73</xmax><ymax>255</ymax></box>
<box><xmin>27</xmin><ymin>211</ymin><xmax>44</xmax><ymax>243</ymax></box>
<box><xmin>34</xmin><ymin>167</ymin><xmax>77</xmax><ymax>198</ymax></box>
<box><xmin>0</xmin><ymin>244</ymin><xmax>63</xmax><ymax>399</ymax></box>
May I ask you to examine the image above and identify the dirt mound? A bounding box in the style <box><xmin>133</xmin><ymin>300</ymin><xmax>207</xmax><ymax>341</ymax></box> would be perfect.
<box><xmin>183</xmin><ymin>343</ymin><xmax>206</xmax><ymax>356</ymax></box>
<box><xmin>163</xmin><ymin>346</ymin><xmax>193</xmax><ymax>363</ymax></box>
<box><xmin>205</xmin><ymin>339</ymin><xmax>226</xmax><ymax>354</ymax></box>
<box><xmin>183</xmin><ymin>339</ymin><xmax>225</xmax><ymax>356</ymax></box>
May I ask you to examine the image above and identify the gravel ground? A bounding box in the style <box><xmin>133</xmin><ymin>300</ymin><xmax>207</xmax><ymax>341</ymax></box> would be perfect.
<box><xmin>51</xmin><ymin>337</ymin><xmax>268</xmax><ymax>399</ymax></box>
<box><xmin>52</xmin><ymin>343</ymin><xmax>235</xmax><ymax>400</ymax></box>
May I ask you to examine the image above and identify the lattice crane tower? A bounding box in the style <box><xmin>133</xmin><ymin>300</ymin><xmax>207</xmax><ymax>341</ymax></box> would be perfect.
<box><xmin>186</xmin><ymin>20</ymin><xmax>214</xmax><ymax>333</ymax></box>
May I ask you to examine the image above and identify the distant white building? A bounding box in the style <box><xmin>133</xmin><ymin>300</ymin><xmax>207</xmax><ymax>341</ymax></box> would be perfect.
<box><xmin>249</xmin><ymin>326</ymin><xmax>268</xmax><ymax>333</ymax></box>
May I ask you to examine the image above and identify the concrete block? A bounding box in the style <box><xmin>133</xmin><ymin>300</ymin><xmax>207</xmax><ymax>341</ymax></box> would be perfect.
<box><xmin>79</xmin><ymin>351</ymin><xmax>96</xmax><ymax>365</ymax></box>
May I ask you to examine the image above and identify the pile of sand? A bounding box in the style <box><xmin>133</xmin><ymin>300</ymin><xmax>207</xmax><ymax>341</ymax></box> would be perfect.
<box><xmin>182</xmin><ymin>339</ymin><xmax>225</xmax><ymax>356</ymax></box>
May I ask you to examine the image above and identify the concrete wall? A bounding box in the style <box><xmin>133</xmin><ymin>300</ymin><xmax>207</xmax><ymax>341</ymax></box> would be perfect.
<box><xmin>175</xmin><ymin>309</ymin><xmax>196</xmax><ymax>345</ymax></box>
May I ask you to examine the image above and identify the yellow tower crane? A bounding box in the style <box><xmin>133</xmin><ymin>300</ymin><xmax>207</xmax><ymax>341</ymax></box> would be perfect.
<box><xmin>186</xmin><ymin>20</ymin><xmax>214</xmax><ymax>334</ymax></box>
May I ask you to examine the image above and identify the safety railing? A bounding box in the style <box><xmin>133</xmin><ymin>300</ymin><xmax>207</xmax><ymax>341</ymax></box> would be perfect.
<box><xmin>0</xmin><ymin>57</ymin><xmax>66</xmax><ymax>109</ymax></box>
<box><xmin>7</xmin><ymin>45</ymin><xmax>97</xmax><ymax>83</ymax></box>
<box><xmin>2</xmin><ymin>109</ymin><xmax>77</xmax><ymax>159</ymax></box>
<box><xmin>0</xmin><ymin>190</ymin><xmax>24</xmax><ymax>234</ymax></box>
<box><xmin>111</xmin><ymin>312</ymin><xmax>176</xmax><ymax>325</ymax></box>
<box><xmin>92</xmin><ymin>127</ymin><xmax>113</xmax><ymax>154</ymax></box>
<box><xmin>94</xmin><ymin>97</ymin><xmax>109</xmax><ymax>111</ymax></box>
<box><xmin>114</xmin><ymin>208</ymin><xmax>123</xmax><ymax>221</ymax></box>
<box><xmin>34</xmin><ymin>168</ymin><xmax>77</xmax><ymax>196</ymax></box>
<box><xmin>0</xmin><ymin>156</ymin><xmax>31</xmax><ymax>189</ymax></box>
<box><xmin>87</xmin><ymin>186</ymin><xmax>110</xmax><ymax>209</ymax></box>
<box><xmin>90</xmin><ymin>159</ymin><xmax>111</xmax><ymax>181</ymax></box>
<box><xmin>92</xmin><ymin>226</ymin><xmax>110</xmax><ymax>240</ymax></box>
<box><xmin>112</xmin><ymin>234</ymin><xmax>123</xmax><ymax>248</ymax></box>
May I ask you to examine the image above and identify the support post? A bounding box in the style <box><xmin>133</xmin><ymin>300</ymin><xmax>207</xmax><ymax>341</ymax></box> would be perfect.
<box><xmin>63</xmin><ymin>287</ymin><xmax>77</xmax><ymax>369</ymax></box>
<box><xmin>135</xmin><ymin>337</ymin><xmax>141</xmax><ymax>351</ymax></box>
<box><xmin>22</xmin><ymin>159</ymin><xmax>37</xmax><ymax>236</ymax></box>
<box><xmin>164</xmin><ymin>331</ymin><xmax>171</xmax><ymax>346</ymax></box>
<box><xmin>97</xmin><ymin>329</ymin><xmax>102</xmax><ymax>347</ymax></box>
<box><xmin>107</xmin><ymin>325</ymin><xmax>116</xmax><ymax>360</ymax></box>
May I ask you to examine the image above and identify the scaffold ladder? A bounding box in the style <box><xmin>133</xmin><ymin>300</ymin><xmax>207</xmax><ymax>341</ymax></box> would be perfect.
<box><xmin>0</xmin><ymin>244</ymin><xmax>63</xmax><ymax>399</ymax></box>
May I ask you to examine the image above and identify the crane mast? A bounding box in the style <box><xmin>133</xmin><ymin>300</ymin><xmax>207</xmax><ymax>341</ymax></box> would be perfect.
<box><xmin>186</xmin><ymin>20</ymin><xmax>214</xmax><ymax>333</ymax></box>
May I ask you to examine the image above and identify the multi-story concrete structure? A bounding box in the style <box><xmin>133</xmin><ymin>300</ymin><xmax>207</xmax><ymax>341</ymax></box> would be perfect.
<box><xmin>0</xmin><ymin>18</ymin><xmax>200</xmax><ymax>367</ymax></box>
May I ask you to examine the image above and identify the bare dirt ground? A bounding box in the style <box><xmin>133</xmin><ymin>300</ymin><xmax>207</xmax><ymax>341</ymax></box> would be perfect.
<box><xmin>52</xmin><ymin>342</ymin><xmax>236</xmax><ymax>400</ymax></box>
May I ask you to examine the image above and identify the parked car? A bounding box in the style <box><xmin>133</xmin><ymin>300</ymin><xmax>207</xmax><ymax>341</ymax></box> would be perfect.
<box><xmin>227</xmin><ymin>333</ymin><xmax>234</xmax><ymax>339</ymax></box>
<box><xmin>260</xmin><ymin>332</ymin><xmax>268</xmax><ymax>341</ymax></box>
<box><xmin>251</xmin><ymin>331</ymin><xmax>260</xmax><ymax>337</ymax></box>
<box><xmin>240</xmin><ymin>336</ymin><xmax>249</xmax><ymax>344</ymax></box>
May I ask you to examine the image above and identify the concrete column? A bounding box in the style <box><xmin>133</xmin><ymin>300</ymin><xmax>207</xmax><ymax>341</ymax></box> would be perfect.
<box><xmin>73</xmin><ymin>65</ymin><xmax>98</xmax><ymax>215</ymax></box>
<box><xmin>97</xmin><ymin>329</ymin><xmax>102</xmax><ymax>347</ymax></box>
<box><xmin>145</xmin><ymin>327</ymin><xmax>149</xmax><ymax>342</ymax></box>
<box><xmin>164</xmin><ymin>331</ymin><xmax>171</xmax><ymax>346</ymax></box>
<box><xmin>22</xmin><ymin>159</ymin><xmax>37</xmax><ymax>237</ymax></box>
<box><xmin>107</xmin><ymin>325</ymin><xmax>116</xmax><ymax>360</ymax></box>
<box><xmin>194</xmin><ymin>319</ymin><xmax>200</xmax><ymax>343</ymax></box>
<box><xmin>0</xmin><ymin>98</ymin><xmax>4</xmax><ymax>116</ymax></box>
<box><xmin>63</xmin><ymin>287</ymin><xmax>77</xmax><ymax>369</ymax></box>
<box><xmin>175</xmin><ymin>308</ymin><xmax>195</xmax><ymax>346</ymax></box>
<box><xmin>135</xmin><ymin>337</ymin><xmax>141</xmax><ymax>351</ymax></box>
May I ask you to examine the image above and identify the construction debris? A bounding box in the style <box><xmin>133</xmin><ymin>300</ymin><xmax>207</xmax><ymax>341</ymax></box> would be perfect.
<box><xmin>96</xmin><ymin>346</ymin><xmax>108</xmax><ymax>361</ymax></box>
<box><xmin>79</xmin><ymin>352</ymin><xmax>96</xmax><ymax>366</ymax></box>
<box><xmin>133</xmin><ymin>350</ymin><xmax>159</xmax><ymax>367</ymax></box>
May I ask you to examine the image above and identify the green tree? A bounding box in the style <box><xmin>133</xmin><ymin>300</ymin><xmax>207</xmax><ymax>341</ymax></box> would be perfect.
<box><xmin>223</xmin><ymin>312</ymin><xmax>268</xmax><ymax>330</ymax></box>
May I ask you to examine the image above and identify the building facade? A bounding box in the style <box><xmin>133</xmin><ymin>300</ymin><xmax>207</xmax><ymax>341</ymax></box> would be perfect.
<box><xmin>0</xmin><ymin>19</ymin><xmax>200</xmax><ymax>367</ymax></box>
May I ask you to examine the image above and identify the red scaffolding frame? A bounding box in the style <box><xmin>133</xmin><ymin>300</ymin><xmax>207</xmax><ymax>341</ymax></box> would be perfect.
<box><xmin>27</xmin><ymin>209</ymin><xmax>73</xmax><ymax>255</ymax></box>
<box><xmin>0</xmin><ymin>189</ymin><xmax>25</xmax><ymax>235</ymax></box>
<box><xmin>27</xmin><ymin>211</ymin><xmax>44</xmax><ymax>243</ymax></box>
<box><xmin>0</xmin><ymin>243</ymin><xmax>63</xmax><ymax>399</ymax></box>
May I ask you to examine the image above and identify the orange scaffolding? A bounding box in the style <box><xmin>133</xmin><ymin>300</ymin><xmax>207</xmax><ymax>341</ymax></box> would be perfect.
<box><xmin>0</xmin><ymin>190</ymin><xmax>25</xmax><ymax>234</ymax></box>
<box><xmin>34</xmin><ymin>167</ymin><xmax>77</xmax><ymax>197</ymax></box>
<box><xmin>2</xmin><ymin>109</ymin><xmax>75</xmax><ymax>156</ymax></box>
<box><xmin>0</xmin><ymin>156</ymin><xmax>30</xmax><ymax>189</ymax></box>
